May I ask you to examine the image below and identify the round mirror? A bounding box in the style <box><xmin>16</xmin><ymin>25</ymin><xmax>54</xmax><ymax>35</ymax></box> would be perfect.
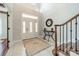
<box><xmin>46</xmin><ymin>19</ymin><xmax>53</xmax><ymax>27</ymax></box>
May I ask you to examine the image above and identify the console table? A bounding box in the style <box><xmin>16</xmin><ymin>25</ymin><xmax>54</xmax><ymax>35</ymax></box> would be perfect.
<box><xmin>43</xmin><ymin>29</ymin><xmax>55</xmax><ymax>42</ymax></box>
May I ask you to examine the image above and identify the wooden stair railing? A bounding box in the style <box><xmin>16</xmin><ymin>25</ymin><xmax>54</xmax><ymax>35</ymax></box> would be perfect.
<box><xmin>53</xmin><ymin>14</ymin><xmax>79</xmax><ymax>56</ymax></box>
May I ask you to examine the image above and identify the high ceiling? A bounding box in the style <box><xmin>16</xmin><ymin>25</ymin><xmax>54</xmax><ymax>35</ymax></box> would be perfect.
<box><xmin>17</xmin><ymin>3</ymin><xmax>42</xmax><ymax>12</ymax></box>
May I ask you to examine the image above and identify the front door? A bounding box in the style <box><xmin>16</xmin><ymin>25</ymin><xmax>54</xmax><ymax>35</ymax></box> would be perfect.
<box><xmin>21</xmin><ymin>18</ymin><xmax>38</xmax><ymax>39</ymax></box>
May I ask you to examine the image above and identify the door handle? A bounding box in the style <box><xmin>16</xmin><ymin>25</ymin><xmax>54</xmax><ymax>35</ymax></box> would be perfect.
<box><xmin>26</xmin><ymin>28</ymin><xmax>28</xmax><ymax>31</ymax></box>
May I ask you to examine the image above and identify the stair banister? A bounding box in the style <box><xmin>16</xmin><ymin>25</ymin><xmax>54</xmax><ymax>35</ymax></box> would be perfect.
<box><xmin>54</xmin><ymin>13</ymin><xmax>79</xmax><ymax>56</ymax></box>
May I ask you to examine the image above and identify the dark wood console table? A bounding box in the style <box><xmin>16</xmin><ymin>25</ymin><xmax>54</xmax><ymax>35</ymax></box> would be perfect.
<box><xmin>43</xmin><ymin>29</ymin><xmax>55</xmax><ymax>42</ymax></box>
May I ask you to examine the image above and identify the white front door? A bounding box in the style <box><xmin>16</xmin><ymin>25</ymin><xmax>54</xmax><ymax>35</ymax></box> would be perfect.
<box><xmin>21</xmin><ymin>18</ymin><xmax>38</xmax><ymax>39</ymax></box>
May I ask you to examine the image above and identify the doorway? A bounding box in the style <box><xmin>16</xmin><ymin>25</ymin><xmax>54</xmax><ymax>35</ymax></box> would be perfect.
<box><xmin>21</xmin><ymin>18</ymin><xmax>38</xmax><ymax>39</ymax></box>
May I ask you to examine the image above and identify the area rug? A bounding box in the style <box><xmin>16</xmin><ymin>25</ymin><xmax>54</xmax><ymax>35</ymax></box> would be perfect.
<box><xmin>23</xmin><ymin>37</ymin><xmax>51</xmax><ymax>56</ymax></box>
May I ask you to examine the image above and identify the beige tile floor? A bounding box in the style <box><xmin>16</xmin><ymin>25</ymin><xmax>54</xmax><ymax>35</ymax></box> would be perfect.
<box><xmin>6</xmin><ymin>41</ymin><xmax>26</xmax><ymax>56</ymax></box>
<box><xmin>6</xmin><ymin>38</ymin><xmax>55</xmax><ymax>56</ymax></box>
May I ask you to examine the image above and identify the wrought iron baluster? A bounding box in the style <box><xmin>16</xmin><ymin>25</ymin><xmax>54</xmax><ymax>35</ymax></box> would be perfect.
<box><xmin>63</xmin><ymin>25</ymin><xmax>64</xmax><ymax>51</ymax></box>
<box><xmin>75</xmin><ymin>17</ymin><xmax>77</xmax><ymax>52</ymax></box>
<box><xmin>60</xmin><ymin>26</ymin><xmax>61</xmax><ymax>50</ymax></box>
<box><xmin>66</xmin><ymin>23</ymin><xmax>68</xmax><ymax>53</ymax></box>
<box><xmin>70</xmin><ymin>21</ymin><xmax>73</xmax><ymax>49</ymax></box>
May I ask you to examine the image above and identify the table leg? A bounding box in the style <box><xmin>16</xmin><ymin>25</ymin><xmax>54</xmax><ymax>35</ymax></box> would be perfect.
<box><xmin>48</xmin><ymin>35</ymin><xmax>50</xmax><ymax>42</ymax></box>
<box><xmin>51</xmin><ymin>35</ymin><xmax>55</xmax><ymax>41</ymax></box>
<box><xmin>44</xmin><ymin>35</ymin><xmax>46</xmax><ymax>40</ymax></box>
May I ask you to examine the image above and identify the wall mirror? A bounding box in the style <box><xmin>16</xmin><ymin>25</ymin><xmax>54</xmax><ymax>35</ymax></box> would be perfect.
<box><xmin>46</xmin><ymin>19</ymin><xmax>53</xmax><ymax>27</ymax></box>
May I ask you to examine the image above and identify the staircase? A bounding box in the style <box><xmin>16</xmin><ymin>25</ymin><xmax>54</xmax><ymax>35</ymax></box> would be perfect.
<box><xmin>52</xmin><ymin>14</ymin><xmax>79</xmax><ymax>56</ymax></box>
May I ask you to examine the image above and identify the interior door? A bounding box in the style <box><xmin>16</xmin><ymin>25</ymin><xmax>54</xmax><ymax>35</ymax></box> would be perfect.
<box><xmin>21</xmin><ymin>18</ymin><xmax>38</xmax><ymax>39</ymax></box>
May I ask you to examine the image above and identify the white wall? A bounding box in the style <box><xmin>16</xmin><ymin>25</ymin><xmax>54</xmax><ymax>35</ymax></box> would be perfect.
<box><xmin>38</xmin><ymin>14</ymin><xmax>44</xmax><ymax>37</ymax></box>
<box><xmin>40</xmin><ymin>3</ymin><xmax>79</xmax><ymax>42</ymax></box>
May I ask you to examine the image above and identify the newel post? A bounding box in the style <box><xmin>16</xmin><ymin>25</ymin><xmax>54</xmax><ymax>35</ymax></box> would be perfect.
<box><xmin>55</xmin><ymin>25</ymin><xmax>59</xmax><ymax>56</ymax></box>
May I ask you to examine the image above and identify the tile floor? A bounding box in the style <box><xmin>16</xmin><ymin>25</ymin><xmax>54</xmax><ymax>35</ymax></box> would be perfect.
<box><xmin>6</xmin><ymin>38</ymin><xmax>55</xmax><ymax>56</ymax></box>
